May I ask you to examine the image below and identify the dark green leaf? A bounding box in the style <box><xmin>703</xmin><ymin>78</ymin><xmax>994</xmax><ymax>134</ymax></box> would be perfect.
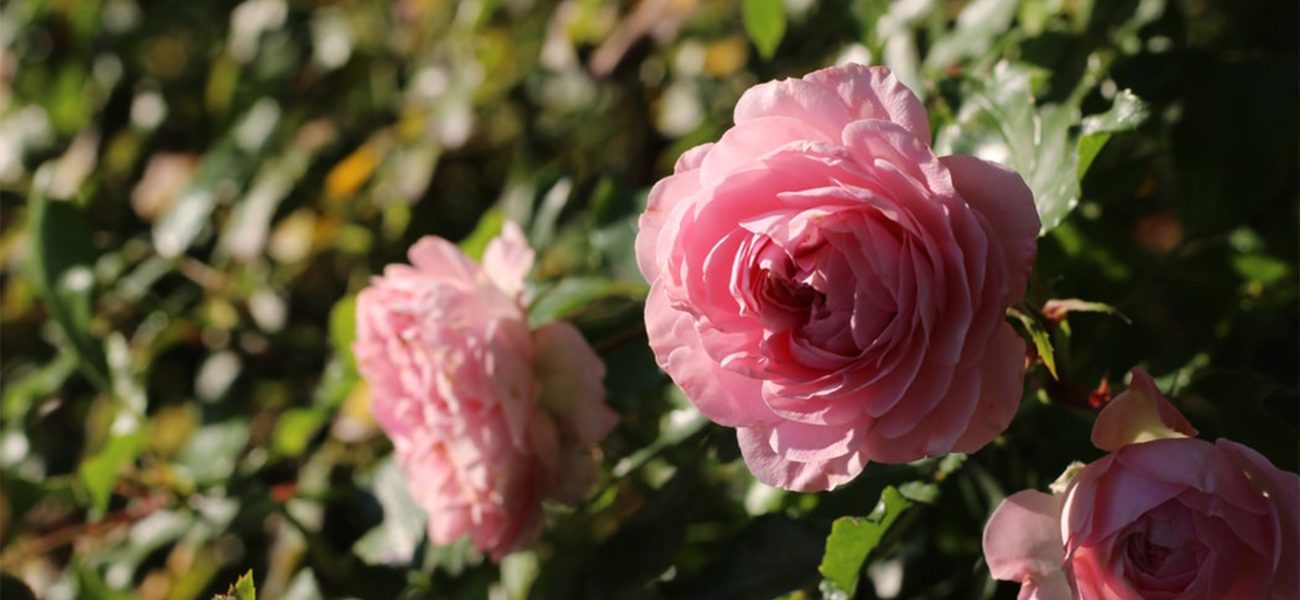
<box><xmin>662</xmin><ymin>515</ymin><xmax>824</xmax><ymax>600</ymax></box>
<box><xmin>26</xmin><ymin>190</ymin><xmax>108</xmax><ymax>390</ymax></box>
<box><xmin>589</xmin><ymin>472</ymin><xmax>695</xmax><ymax>595</ymax></box>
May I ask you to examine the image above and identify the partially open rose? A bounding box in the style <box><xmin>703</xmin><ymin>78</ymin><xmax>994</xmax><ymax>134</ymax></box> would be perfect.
<box><xmin>636</xmin><ymin>63</ymin><xmax>1039</xmax><ymax>491</ymax></box>
<box><xmin>984</xmin><ymin>368</ymin><xmax>1300</xmax><ymax>599</ymax></box>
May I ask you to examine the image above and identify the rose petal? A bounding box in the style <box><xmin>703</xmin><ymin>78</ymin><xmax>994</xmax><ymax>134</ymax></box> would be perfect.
<box><xmin>482</xmin><ymin>220</ymin><xmax>534</xmax><ymax>300</ymax></box>
<box><xmin>733</xmin><ymin>77</ymin><xmax>854</xmax><ymax>141</ymax></box>
<box><xmin>1091</xmin><ymin>368</ymin><xmax>1198</xmax><ymax>452</ymax></box>
<box><xmin>645</xmin><ymin>281</ymin><xmax>776</xmax><ymax>427</ymax></box>
<box><xmin>736</xmin><ymin>425</ymin><xmax>867</xmax><ymax>492</ymax></box>
<box><xmin>409</xmin><ymin>235</ymin><xmax>478</xmax><ymax>282</ymax></box>
<box><xmin>803</xmin><ymin>63</ymin><xmax>932</xmax><ymax>144</ymax></box>
<box><xmin>533</xmin><ymin>321</ymin><xmax>618</xmax><ymax>444</ymax></box>
<box><xmin>1218</xmin><ymin>439</ymin><xmax>1300</xmax><ymax>600</ymax></box>
<box><xmin>984</xmin><ymin>490</ymin><xmax>1066</xmax><ymax>583</ymax></box>
<box><xmin>941</xmin><ymin>155</ymin><xmax>1040</xmax><ymax>301</ymax></box>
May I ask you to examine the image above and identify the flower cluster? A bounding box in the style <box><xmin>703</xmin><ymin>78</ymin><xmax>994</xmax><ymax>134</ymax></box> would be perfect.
<box><xmin>351</xmin><ymin>65</ymin><xmax>1296</xmax><ymax>580</ymax></box>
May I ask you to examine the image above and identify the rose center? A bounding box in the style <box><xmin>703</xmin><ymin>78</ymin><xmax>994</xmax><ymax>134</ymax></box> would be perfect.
<box><xmin>1123</xmin><ymin>532</ymin><xmax>1173</xmax><ymax>574</ymax></box>
<box><xmin>759</xmin><ymin>270</ymin><xmax>824</xmax><ymax>316</ymax></box>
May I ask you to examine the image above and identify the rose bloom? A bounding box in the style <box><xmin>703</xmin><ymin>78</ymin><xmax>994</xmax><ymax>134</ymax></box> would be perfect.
<box><xmin>635</xmin><ymin>64</ymin><xmax>1039</xmax><ymax>491</ymax></box>
<box><xmin>354</xmin><ymin>223</ymin><xmax>617</xmax><ymax>559</ymax></box>
<box><xmin>984</xmin><ymin>368</ymin><xmax>1300</xmax><ymax>599</ymax></box>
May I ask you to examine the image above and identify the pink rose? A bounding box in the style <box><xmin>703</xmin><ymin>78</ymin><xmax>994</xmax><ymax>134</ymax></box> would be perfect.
<box><xmin>353</xmin><ymin>223</ymin><xmax>618</xmax><ymax>560</ymax></box>
<box><xmin>984</xmin><ymin>368</ymin><xmax>1300</xmax><ymax>599</ymax></box>
<box><xmin>635</xmin><ymin>64</ymin><xmax>1040</xmax><ymax>491</ymax></box>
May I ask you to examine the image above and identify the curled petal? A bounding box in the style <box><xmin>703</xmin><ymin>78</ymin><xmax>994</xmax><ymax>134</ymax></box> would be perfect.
<box><xmin>1091</xmin><ymin>368</ymin><xmax>1198</xmax><ymax>452</ymax></box>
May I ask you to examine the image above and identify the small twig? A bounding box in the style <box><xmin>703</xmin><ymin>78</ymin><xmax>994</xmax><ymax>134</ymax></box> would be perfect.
<box><xmin>0</xmin><ymin>493</ymin><xmax>171</xmax><ymax>568</ymax></box>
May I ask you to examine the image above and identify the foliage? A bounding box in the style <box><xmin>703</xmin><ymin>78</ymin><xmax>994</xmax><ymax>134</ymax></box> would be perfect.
<box><xmin>1</xmin><ymin>0</ymin><xmax>1295</xmax><ymax>599</ymax></box>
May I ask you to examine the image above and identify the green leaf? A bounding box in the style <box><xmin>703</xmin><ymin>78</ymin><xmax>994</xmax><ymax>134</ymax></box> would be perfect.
<box><xmin>589</xmin><ymin>472</ymin><xmax>695</xmax><ymax>594</ymax></box>
<box><xmin>818</xmin><ymin>486</ymin><xmax>915</xmax><ymax>597</ymax></box>
<box><xmin>527</xmin><ymin>277</ymin><xmax>648</xmax><ymax>328</ymax></box>
<box><xmin>79</xmin><ymin>426</ymin><xmax>147</xmax><ymax>517</ymax></box>
<box><xmin>743</xmin><ymin>0</ymin><xmax>786</xmax><ymax>60</ymax></box>
<box><xmin>459</xmin><ymin>206</ymin><xmax>505</xmax><ymax>260</ymax></box>
<box><xmin>214</xmin><ymin>570</ymin><xmax>256</xmax><ymax>600</ymax></box>
<box><xmin>3</xmin><ymin>352</ymin><xmax>78</xmax><ymax>422</ymax></box>
<box><xmin>1232</xmin><ymin>254</ymin><xmax>1290</xmax><ymax>287</ymax></box>
<box><xmin>176</xmin><ymin>420</ymin><xmax>250</xmax><ymax>486</ymax></box>
<box><xmin>924</xmin><ymin>0</ymin><xmax>1021</xmax><ymax>72</ymax></box>
<box><xmin>271</xmin><ymin>407</ymin><xmax>330</xmax><ymax>457</ymax></box>
<box><xmin>1009</xmin><ymin>307</ymin><xmax>1058</xmax><ymax>380</ymax></box>
<box><xmin>935</xmin><ymin>62</ymin><xmax>1080</xmax><ymax>235</ymax></box>
<box><xmin>353</xmin><ymin>456</ymin><xmax>429</xmax><ymax>566</ymax></box>
<box><xmin>26</xmin><ymin>189</ymin><xmax>109</xmax><ymax>391</ymax></box>
<box><xmin>1042</xmin><ymin>298</ymin><xmax>1132</xmax><ymax>324</ymax></box>
<box><xmin>329</xmin><ymin>295</ymin><xmax>358</xmax><ymax>370</ymax></box>
<box><xmin>1077</xmin><ymin>89</ymin><xmax>1149</xmax><ymax>179</ymax></box>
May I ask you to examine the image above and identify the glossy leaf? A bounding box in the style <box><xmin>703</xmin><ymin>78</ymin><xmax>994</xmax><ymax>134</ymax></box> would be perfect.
<box><xmin>1078</xmin><ymin>89</ymin><xmax>1149</xmax><ymax>179</ymax></box>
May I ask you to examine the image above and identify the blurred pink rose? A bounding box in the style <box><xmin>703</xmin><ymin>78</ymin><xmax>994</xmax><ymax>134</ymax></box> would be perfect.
<box><xmin>984</xmin><ymin>368</ymin><xmax>1300</xmax><ymax>599</ymax></box>
<box><xmin>635</xmin><ymin>63</ymin><xmax>1039</xmax><ymax>491</ymax></box>
<box><xmin>354</xmin><ymin>222</ymin><xmax>617</xmax><ymax>560</ymax></box>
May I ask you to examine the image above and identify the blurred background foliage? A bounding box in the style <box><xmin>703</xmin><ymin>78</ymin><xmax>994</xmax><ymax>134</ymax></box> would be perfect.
<box><xmin>0</xmin><ymin>0</ymin><xmax>1295</xmax><ymax>598</ymax></box>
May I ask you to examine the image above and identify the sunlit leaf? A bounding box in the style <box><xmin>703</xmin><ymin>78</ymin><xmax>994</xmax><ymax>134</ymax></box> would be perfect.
<box><xmin>936</xmin><ymin>62</ymin><xmax>1079</xmax><ymax>235</ymax></box>
<box><xmin>79</xmin><ymin>427</ymin><xmax>147</xmax><ymax>517</ymax></box>
<box><xmin>818</xmin><ymin>486</ymin><xmax>915</xmax><ymax>597</ymax></box>
<box><xmin>213</xmin><ymin>569</ymin><xmax>256</xmax><ymax>600</ymax></box>
<box><xmin>329</xmin><ymin>295</ymin><xmax>358</xmax><ymax>370</ymax></box>
<box><xmin>1009</xmin><ymin>307</ymin><xmax>1058</xmax><ymax>380</ymax></box>
<box><xmin>743</xmin><ymin>0</ymin><xmax>786</xmax><ymax>60</ymax></box>
<box><xmin>1078</xmin><ymin>89</ymin><xmax>1149</xmax><ymax>179</ymax></box>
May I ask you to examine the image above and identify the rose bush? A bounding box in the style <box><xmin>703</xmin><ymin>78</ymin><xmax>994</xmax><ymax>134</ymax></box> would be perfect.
<box><xmin>635</xmin><ymin>63</ymin><xmax>1040</xmax><ymax>491</ymax></box>
<box><xmin>353</xmin><ymin>223</ymin><xmax>617</xmax><ymax>559</ymax></box>
<box><xmin>984</xmin><ymin>368</ymin><xmax>1300</xmax><ymax>599</ymax></box>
